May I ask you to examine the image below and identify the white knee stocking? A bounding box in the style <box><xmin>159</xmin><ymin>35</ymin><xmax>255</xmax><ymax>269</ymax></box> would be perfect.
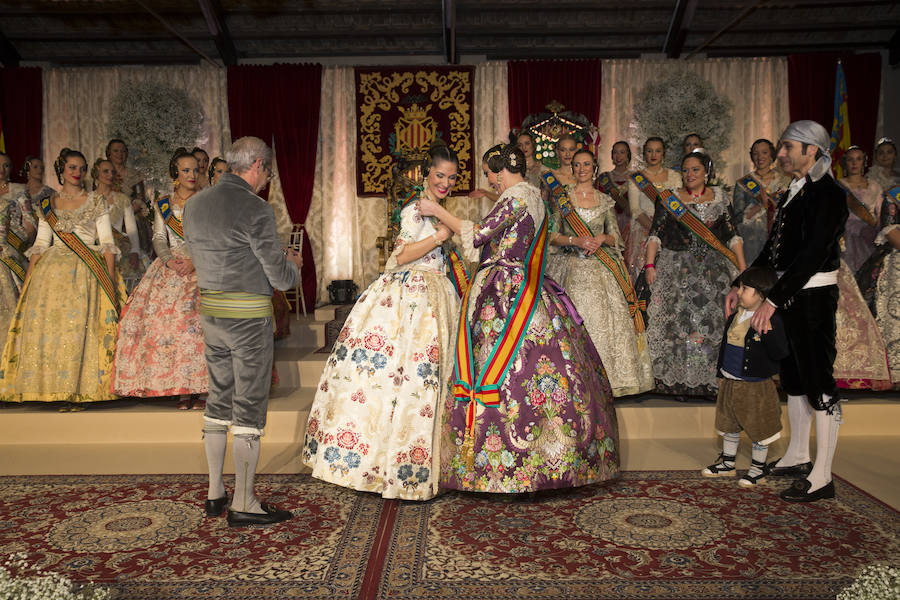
<box><xmin>203</xmin><ymin>421</ymin><xmax>228</xmax><ymax>500</ymax></box>
<box><xmin>776</xmin><ymin>394</ymin><xmax>813</xmax><ymax>467</ymax></box>
<box><xmin>807</xmin><ymin>401</ymin><xmax>841</xmax><ymax>492</ymax></box>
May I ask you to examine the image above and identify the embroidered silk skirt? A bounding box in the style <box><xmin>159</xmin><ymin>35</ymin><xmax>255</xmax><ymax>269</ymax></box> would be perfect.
<box><xmin>0</xmin><ymin>245</ymin><xmax>122</xmax><ymax>403</ymax></box>
<box><xmin>302</xmin><ymin>267</ymin><xmax>459</xmax><ymax>501</ymax></box>
<box><xmin>111</xmin><ymin>246</ymin><xmax>208</xmax><ymax>397</ymax></box>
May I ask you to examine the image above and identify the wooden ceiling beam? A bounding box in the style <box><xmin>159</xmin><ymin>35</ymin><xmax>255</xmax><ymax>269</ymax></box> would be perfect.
<box><xmin>197</xmin><ymin>0</ymin><xmax>238</xmax><ymax>66</ymax></box>
<box><xmin>0</xmin><ymin>29</ymin><xmax>21</xmax><ymax>66</ymax></box>
<box><xmin>663</xmin><ymin>0</ymin><xmax>699</xmax><ymax>58</ymax></box>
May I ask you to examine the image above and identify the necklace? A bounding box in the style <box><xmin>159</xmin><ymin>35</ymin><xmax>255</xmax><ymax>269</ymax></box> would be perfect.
<box><xmin>689</xmin><ymin>186</ymin><xmax>706</xmax><ymax>201</ymax></box>
<box><xmin>58</xmin><ymin>188</ymin><xmax>86</xmax><ymax>202</ymax></box>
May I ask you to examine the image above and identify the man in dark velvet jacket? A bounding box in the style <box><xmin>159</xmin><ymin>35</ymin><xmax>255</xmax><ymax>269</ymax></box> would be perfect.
<box><xmin>725</xmin><ymin>120</ymin><xmax>848</xmax><ymax>503</ymax></box>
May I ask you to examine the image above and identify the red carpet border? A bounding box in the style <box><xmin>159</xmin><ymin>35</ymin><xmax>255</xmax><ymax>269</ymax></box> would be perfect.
<box><xmin>1</xmin><ymin>472</ymin><xmax>898</xmax><ymax>599</ymax></box>
<box><xmin>375</xmin><ymin>471</ymin><xmax>900</xmax><ymax>600</ymax></box>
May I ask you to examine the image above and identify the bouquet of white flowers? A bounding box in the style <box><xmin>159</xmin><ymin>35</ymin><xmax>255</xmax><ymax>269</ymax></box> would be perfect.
<box><xmin>837</xmin><ymin>564</ymin><xmax>899</xmax><ymax>600</ymax></box>
<box><xmin>0</xmin><ymin>554</ymin><xmax>112</xmax><ymax>600</ymax></box>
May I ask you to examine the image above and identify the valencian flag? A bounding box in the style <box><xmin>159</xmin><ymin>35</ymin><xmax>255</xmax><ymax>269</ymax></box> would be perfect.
<box><xmin>0</xmin><ymin>110</ymin><xmax>5</xmax><ymax>153</ymax></box>
<box><xmin>829</xmin><ymin>61</ymin><xmax>851</xmax><ymax>178</ymax></box>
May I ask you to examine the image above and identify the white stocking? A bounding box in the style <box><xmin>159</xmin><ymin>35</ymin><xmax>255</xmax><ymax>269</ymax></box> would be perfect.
<box><xmin>807</xmin><ymin>401</ymin><xmax>841</xmax><ymax>492</ymax></box>
<box><xmin>776</xmin><ymin>394</ymin><xmax>813</xmax><ymax>467</ymax></box>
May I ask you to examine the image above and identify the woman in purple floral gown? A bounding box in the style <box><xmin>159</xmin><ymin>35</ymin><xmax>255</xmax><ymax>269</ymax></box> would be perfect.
<box><xmin>420</xmin><ymin>144</ymin><xmax>619</xmax><ymax>493</ymax></box>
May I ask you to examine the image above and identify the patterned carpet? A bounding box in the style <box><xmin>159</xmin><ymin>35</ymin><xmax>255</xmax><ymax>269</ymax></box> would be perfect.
<box><xmin>1</xmin><ymin>472</ymin><xmax>897</xmax><ymax>599</ymax></box>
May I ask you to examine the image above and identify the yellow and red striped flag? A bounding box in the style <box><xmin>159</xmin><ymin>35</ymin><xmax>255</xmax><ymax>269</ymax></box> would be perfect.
<box><xmin>829</xmin><ymin>61</ymin><xmax>851</xmax><ymax>178</ymax></box>
<box><xmin>0</xmin><ymin>110</ymin><xmax>6</xmax><ymax>153</ymax></box>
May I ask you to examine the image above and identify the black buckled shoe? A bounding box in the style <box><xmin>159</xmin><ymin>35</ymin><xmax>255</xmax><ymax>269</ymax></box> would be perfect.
<box><xmin>765</xmin><ymin>459</ymin><xmax>813</xmax><ymax>477</ymax></box>
<box><xmin>779</xmin><ymin>479</ymin><xmax>835</xmax><ymax>503</ymax></box>
<box><xmin>204</xmin><ymin>495</ymin><xmax>229</xmax><ymax>517</ymax></box>
<box><xmin>227</xmin><ymin>503</ymin><xmax>292</xmax><ymax>527</ymax></box>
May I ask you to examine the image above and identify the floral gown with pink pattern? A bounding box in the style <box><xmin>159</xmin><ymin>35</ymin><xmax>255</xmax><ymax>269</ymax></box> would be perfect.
<box><xmin>301</xmin><ymin>200</ymin><xmax>459</xmax><ymax>500</ymax></box>
<box><xmin>111</xmin><ymin>199</ymin><xmax>208</xmax><ymax>396</ymax></box>
<box><xmin>440</xmin><ymin>182</ymin><xmax>619</xmax><ymax>493</ymax></box>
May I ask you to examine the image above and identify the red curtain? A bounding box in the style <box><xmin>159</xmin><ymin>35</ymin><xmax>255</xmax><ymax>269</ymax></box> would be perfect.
<box><xmin>227</xmin><ymin>63</ymin><xmax>322</xmax><ymax>309</ymax></box>
<box><xmin>507</xmin><ymin>59</ymin><xmax>602</xmax><ymax>129</ymax></box>
<box><xmin>788</xmin><ymin>52</ymin><xmax>882</xmax><ymax>157</ymax></box>
<box><xmin>0</xmin><ymin>67</ymin><xmax>42</xmax><ymax>183</ymax></box>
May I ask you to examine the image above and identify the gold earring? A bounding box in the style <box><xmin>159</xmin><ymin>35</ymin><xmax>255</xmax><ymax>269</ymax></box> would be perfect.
<box><xmin>174</xmin><ymin>180</ymin><xmax>180</xmax><ymax>189</ymax></box>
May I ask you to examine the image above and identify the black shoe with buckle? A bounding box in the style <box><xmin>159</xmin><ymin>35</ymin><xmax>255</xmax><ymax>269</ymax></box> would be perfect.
<box><xmin>227</xmin><ymin>503</ymin><xmax>292</xmax><ymax>527</ymax></box>
<box><xmin>779</xmin><ymin>479</ymin><xmax>835</xmax><ymax>502</ymax></box>
<box><xmin>765</xmin><ymin>458</ymin><xmax>813</xmax><ymax>477</ymax></box>
<box><xmin>204</xmin><ymin>495</ymin><xmax>229</xmax><ymax>517</ymax></box>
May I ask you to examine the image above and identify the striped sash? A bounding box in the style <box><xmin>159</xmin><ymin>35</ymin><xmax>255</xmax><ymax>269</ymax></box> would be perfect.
<box><xmin>2</xmin><ymin>228</ymin><xmax>28</xmax><ymax>283</ymax></box>
<box><xmin>836</xmin><ymin>180</ymin><xmax>878</xmax><ymax>226</ymax></box>
<box><xmin>630</xmin><ymin>171</ymin><xmax>663</xmax><ymax>206</ymax></box>
<box><xmin>596</xmin><ymin>171</ymin><xmax>630</xmax><ymax>216</ymax></box>
<box><xmin>452</xmin><ymin>211</ymin><xmax>548</xmax><ymax>468</ymax></box>
<box><xmin>39</xmin><ymin>196</ymin><xmax>120</xmax><ymax>315</ymax></box>
<box><xmin>553</xmin><ymin>184</ymin><xmax>646</xmax><ymax>334</ymax></box>
<box><xmin>397</xmin><ymin>188</ymin><xmax>472</xmax><ymax>297</ymax></box>
<box><xmin>736</xmin><ymin>173</ymin><xmax>778</xmax><ymax>230</ymax></box>
<box><xmin>657</xmin><ymin>189</ymin><xmax>741</xmax><ymax>269</ymax></box>
<box><xmin>157</xmin><ymin>195</ymin><xmax>184</xmax><ymax>240</ymax></box>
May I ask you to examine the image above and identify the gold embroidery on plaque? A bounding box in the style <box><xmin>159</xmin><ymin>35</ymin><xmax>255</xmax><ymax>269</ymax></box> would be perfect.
<box><xmin>357</xmin><ymin>69</ymin><xmax>473</xmax><ymax>195</ymax></box>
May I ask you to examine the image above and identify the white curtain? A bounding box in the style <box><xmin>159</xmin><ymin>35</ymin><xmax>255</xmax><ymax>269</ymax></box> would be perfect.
<box><xmin>597</xmin><ymin>57</ymin><xmax>790</xmax><ymax>184</ymax></box>
<box><xmin>42</xmin><ymin>66</ymin><xmax>230</xmax><ymax>187</ymax></box>
<box><xmin>307</xmin><ymin>66</ymin><xmax>375</xmax><ymax>305</ymax></box>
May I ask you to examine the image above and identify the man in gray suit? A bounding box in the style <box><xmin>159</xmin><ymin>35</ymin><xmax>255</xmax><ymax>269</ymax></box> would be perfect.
<box><xmin>184</xmin><ymin>136</ymin><xmax>302</xmax><ymax>527</ymax></box>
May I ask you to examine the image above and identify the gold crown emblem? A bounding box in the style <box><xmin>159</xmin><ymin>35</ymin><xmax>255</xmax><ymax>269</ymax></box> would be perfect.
<box><xmin>399</xmin><ymin>103</ymin><xmax>428</xmax><ymax>120</ymax></box>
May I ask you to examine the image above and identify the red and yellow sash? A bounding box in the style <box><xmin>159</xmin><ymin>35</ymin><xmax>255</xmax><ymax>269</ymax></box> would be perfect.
<box><xmin>657</xmin><ymin>189</ymin><xmax>740</xmax><ymax>269</ymax></box>
<box><xmin>736</xmin><ymin>174</ymin><xmax>779</xmax><ymax>231</ymax></box>
<box><xmin>453</xmin><ymin>213</ymin><xmax>548</xmax><ymax>463</ymax></box>
<box><xmin>552</xmin><ymin>184</ymin><xmax>645</xmax><ymax>334</ymax></box>
<box><xmin>157</xmin><ymin>195</ymin><xmax>184</xmax><ymax>240</ymax></box>
<box><xmin>39</xmin><ymin>196</ymin><xmax>120</xmax><ymax>315</ymax></box>
<box><xmin>836</xmin><ymin>180</ymin><xmax>878</xmax><ymax>227</ymax></box>
<box><xmin>630</xmin><ymin>171</ymin><xmax>664</xmax><ymax>206</ymax></box>
<box><xmin>596</xmin><ymin>171</ymin><xmax>630</xmax><ymax>216</ymax></box>
<box><xmin>2</xmin><ymin>228</ymin><xmax>28</xmax><ymax>283</ymax></box>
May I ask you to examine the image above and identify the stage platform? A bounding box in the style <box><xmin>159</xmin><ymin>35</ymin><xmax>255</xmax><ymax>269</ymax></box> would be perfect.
<box><xmin>2</xmin><ymin>306</ymin><xmax>899</xmax><ymax>509</ymax></box>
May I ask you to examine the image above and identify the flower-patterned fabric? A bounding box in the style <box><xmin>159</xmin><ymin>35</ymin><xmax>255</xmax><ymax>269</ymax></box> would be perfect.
<box><xmin>441</xmin><ymin>182</ymin><xmax>619</xmax><ymax>493</ymax></box>
<box><xmin>303</xmin><ymin>201</ymin><xmax>459</xmax><ymax>500</ymax></box>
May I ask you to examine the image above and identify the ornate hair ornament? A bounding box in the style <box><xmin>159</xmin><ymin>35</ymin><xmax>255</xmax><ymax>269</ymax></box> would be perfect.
<box><xmin>487</xmin><ymin>148</ymin><xmax>502</xmax><ymax>159</ymax></box>
<box><xmin>508</xmin><ymin>152</ymin><xmax>518</xmax><ymax>167</ymax></box>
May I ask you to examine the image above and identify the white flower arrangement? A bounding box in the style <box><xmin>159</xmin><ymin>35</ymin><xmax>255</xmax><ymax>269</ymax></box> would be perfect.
<box><xmin>0</xmin><ymin>554</ymin><xmax>112</xmax><ymax>599</ymax></box>
<box><xmin>836</xmin><ymin>563</ymin><xmax>899</xmax><ymax>600</ymax></box>
<box><xmin>107</xmin><ymin>81</ymin><xmax>203</xmax><ymax>190</ymax></box>
<box><xmin>633</xmin><ymin>69</ymin><xmax>734</xmax><ymax>176</ymax></box>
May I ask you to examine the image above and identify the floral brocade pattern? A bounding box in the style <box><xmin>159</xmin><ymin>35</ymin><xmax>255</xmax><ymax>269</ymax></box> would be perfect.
<box><xmin>0</xmin><ymin>248</ymin><xmax>121</xmax><ymax>403</ymax></box>
<box><xmin>833</xmin><ymin>259</ymin><xmax>891</xmax><ymax>389</ymax></box>
<box><xmin>547</xmin><ymin>199</ymin><xmax>654</xmax><ymax>397</ymax></box>
<box><xmin>112</xmin><ymin>245</ymin><xmax>208</xmax><ymax>397</ymax></box>
<box><xmin>441</xmin><ymin>182</ymin><xmax>619</xmax><ymax>493</ymax></box>
<box><xmin>303</xmin><ymin>202</ymin><xmax>459</xmax><ymax>501</ymax></box>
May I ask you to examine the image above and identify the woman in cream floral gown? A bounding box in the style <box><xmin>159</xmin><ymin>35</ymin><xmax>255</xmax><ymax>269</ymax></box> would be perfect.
<box><xmin>302</xmin><ymin>146</ymin><xmax>461</xmax><ymax>500</ymax></box>
<box><xmin>0</xmin><ymin>148</ymin><xmax>122</xmax><ymax>406</ymax></box>
<box><xmin>92</xmin><ymin>158</ymin><xmax>147</xmax><ymax>290</ymax></box>
<box><xmin>547</xmin><ymin>148</ymin><xmax>652</xmax><ymax>397</ymax></box>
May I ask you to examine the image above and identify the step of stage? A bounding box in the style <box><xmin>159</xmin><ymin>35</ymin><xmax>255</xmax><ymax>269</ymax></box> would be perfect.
<box><xmin>3</xmin><ymin>390</ymin><xmax>898</xmax><ymax>473</ymax></box>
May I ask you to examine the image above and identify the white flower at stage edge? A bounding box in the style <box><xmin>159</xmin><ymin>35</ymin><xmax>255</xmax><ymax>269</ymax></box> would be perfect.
<box><xmin>0</xmin><ymin>553</ymin><xmax>112</xmax><ymax>600</ymax></box>
<box><xmin>107</xmin><ymin>81</ymin><xmax>204</xmax><ymax>191</ymax></box>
